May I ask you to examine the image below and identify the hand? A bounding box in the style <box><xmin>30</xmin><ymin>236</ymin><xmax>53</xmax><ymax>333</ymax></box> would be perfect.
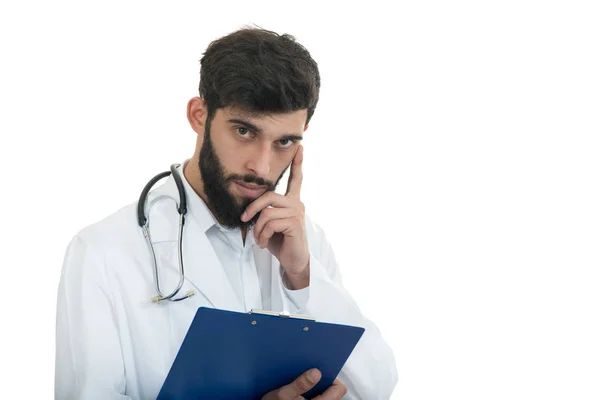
<box><xmin>241</xmin><ymin>145</ymin><xmax>310</xmax><ymax>289</ymax></box>
<box><xmin>261</xmin><ymin>368</ymin><xmax>348</xmax><ymax>399</ymax></box>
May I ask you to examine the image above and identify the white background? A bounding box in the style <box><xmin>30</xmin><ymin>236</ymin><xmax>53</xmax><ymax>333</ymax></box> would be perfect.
<box><xmin>1</xmin><ymin>1</ymin><xmax>599</xmax><ymax>399</ymax></box>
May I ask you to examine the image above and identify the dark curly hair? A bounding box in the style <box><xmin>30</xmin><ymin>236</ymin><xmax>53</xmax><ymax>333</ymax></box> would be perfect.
<box><xmin>198</xmin><ymin>27</ymin><xmax>321</xmax><ymax>125</ymax></box>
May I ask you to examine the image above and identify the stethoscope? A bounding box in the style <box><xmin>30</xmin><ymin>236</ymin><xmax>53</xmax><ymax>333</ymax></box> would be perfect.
<box><xmin>137</xmin><ymin>164</ymin><xmax>196</xmax><ymax>304</ymax></box>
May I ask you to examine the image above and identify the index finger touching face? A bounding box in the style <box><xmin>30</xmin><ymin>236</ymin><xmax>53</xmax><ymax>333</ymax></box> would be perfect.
<box><xmin>285</xmin><ymin>144</ymin><xmax>304</xmax><ymax>198</ymax></box>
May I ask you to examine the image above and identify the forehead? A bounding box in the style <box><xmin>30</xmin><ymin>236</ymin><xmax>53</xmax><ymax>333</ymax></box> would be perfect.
<box><xmin>219</xmin><ymin>107</ymin><xmax>307</xmax><ymax>129</ymax></box>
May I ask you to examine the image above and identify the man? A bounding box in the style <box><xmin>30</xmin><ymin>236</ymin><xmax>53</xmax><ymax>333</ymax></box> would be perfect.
<box><xmin>55</xmin><ymin>27</ymin><xmax>398</xmax><ymax>399</ymax></box>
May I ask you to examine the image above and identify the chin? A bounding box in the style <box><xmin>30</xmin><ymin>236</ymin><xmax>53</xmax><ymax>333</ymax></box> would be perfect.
<box><xmin>227</xmin><ymin>190</ymin><xmax>251</xmax><ymax>210</ymax></box>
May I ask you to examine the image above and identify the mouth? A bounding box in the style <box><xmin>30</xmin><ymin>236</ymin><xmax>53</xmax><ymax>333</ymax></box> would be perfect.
<box><xmin>234</xmin><ymin>181</ymin><xmax>268</xmax><ymax>199</ymax></box>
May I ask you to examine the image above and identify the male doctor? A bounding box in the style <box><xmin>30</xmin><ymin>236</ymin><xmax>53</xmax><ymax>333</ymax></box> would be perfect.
<box><xmin>55</xmin><ymin>27</ymin><xmax>398</xmax><ymax>399</ymax></box>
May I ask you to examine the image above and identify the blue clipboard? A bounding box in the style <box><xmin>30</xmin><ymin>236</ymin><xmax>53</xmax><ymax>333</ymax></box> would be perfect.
<box><xmin>157</xmin><ymin>307</ymin><xmax>365</xmax><ymax>399</ymax></box>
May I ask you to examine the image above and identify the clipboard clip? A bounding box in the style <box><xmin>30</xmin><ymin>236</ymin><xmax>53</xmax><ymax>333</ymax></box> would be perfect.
<box><xmin>250</xmin><ymin>309</ymin><xmax>316</xmax><ymax>321</ymax></box>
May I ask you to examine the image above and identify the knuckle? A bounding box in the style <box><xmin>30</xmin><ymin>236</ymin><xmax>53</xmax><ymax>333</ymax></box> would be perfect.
<box><xmin>294</xmin><ymin>377</ymin><xmax>312</xmax><ymax>393</ymax></box>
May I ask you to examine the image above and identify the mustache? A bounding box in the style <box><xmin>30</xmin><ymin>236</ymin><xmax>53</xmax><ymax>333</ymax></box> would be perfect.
<box><xmin>226</xmin><ymin>174</ymin><xmax>275</xmax><ymax>190</ymax></box>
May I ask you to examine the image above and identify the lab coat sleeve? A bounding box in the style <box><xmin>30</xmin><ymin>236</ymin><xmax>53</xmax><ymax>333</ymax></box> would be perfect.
<box><xmin>55</xmin><ymin>235</ymin><xmax>131</xmax><ymax>400</ymax></box>
<box><xmin>292</xmin><ymin>223</ymin><xmax>399</xmax><ymax>400</ymax></box>
<box><xmin>280</xmin><ymin>267</ymin><xmax>310</xmax><ymax>311</ymax></box>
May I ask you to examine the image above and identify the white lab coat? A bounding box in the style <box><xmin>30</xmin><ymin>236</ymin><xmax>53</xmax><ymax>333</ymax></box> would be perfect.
<box><xmin>55</xmin><ymin>169</ymin><xmax>398</xmax><ymax>399</ymax></box>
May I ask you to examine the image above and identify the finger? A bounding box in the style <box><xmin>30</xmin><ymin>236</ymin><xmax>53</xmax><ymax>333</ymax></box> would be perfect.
<box><xmin>253</xmin><ymin>207</ymin><xmax>298</xmax><ymax>244</ymax></box>
<box><xmin>285</xmin><ymin>144</ymin><xmax>303</xmax><ymax>198</ymax></box>
<box><xmin>241</xmin><ymin>192</ymin><xmax>295</xmax><ymax>222</ymax></box>
<box><xmin>257</xmin><ymin>217</ymin><xmax>300</xmax><ymax>248</ymax></box>
<box><xmin>276</xmin><ymin>368</ymin><xmax>321</xmax><ymax>399</ymax></box>
<box><xmin>312</xmin><ymin>379</ymin><xmax>347</xmax><ymax>399</ymax></box>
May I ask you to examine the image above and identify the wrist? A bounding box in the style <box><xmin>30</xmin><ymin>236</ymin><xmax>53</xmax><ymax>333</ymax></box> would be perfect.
<box><xmin>284</xmin><ymin>260</ymin><xmax>310</xmax><ymax>290</ymax></box>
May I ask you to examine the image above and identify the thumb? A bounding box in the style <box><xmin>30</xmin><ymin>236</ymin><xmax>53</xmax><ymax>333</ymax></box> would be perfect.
<box><xmin>274</xmin><ymin>368</ymin><xmax>322</xmax><ymax>399</ymax></box>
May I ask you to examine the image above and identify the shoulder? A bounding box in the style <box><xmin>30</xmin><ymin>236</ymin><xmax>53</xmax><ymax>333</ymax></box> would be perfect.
<box><xmin>58</xmin><ymin>202</ymin><xmax>140</xmax><ymax>288</ymax></box>
<box><xmin>72</xmin><ymin>201</ymin><xmax>141</xmax><ymax>253</ymax></box>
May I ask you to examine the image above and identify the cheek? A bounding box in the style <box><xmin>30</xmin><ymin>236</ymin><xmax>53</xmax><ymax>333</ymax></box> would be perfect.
<box><xmin>220</xmin><ymin>151</ymin><xmax>239</xmax><ymax>171</ymax></box>
<box><xmin>214</xmin><ymin>139</ymin><xmax>241</xmax><ymax>172</ymax></box>
<box><xmin>272</xmin><ymin>157</ymin><xmax>292</xmax><ymax>179</ymax></box>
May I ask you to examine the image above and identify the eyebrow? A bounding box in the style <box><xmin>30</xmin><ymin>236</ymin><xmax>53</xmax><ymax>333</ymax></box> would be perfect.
<box><xmin>227</xmin><ymin>118</ymin><xmax>304</xmax><ymax>142</ymax></box>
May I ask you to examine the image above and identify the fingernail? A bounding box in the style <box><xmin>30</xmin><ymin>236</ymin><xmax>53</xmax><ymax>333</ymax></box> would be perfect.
<box><xmin>241</xmin><ymin>211</ymin><xmax>247</xmax><ymax>221</ymax></box>
<box><xmin>308</xmin><ymin>369</ymin><xmax>321</xmax><ymax>383</ymax></box>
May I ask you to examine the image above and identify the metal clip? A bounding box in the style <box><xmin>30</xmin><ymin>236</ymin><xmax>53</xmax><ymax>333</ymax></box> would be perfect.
<box><xmin>250</xmin><ymin>309</ymin><xmax>316</xmax><ymax>321</ymax></box>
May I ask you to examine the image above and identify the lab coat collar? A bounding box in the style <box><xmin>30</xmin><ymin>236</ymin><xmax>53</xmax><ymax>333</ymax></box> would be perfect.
<box><xmin>144</xmin><ymin>162</ymin><xmax>245</xmax><ymax>312</ymax></box>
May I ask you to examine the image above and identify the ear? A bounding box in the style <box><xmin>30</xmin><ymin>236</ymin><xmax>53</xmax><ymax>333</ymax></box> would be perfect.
<box><xmin>187</xmin><ymin>97</ymin><xmax>208</xmax><ymax>135</ymax></box>
<box><xmin>304</xmin><ymin>124</ymin><xmax>309</xmax><ymax>131</ymax></box>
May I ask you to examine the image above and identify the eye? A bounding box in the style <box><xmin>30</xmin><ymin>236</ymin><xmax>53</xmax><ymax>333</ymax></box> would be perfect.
<box><xmin>277</xmin><ymin>139</ymin><xmax>296</xmax><ymax>149</ymax></box>
<box><xmin>236</xmin><ymin>127</ymin><xmax>251</xmax><ymax>137</ymax></box>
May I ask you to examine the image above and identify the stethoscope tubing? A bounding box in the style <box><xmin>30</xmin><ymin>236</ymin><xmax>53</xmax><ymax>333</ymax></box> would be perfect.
<box><xmin>138</xmin><ymin>164</ymin><xmax>195</xmax><ymax>304</ymax></box>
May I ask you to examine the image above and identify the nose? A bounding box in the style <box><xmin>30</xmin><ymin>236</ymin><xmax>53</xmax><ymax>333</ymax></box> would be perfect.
<box><xmin>246</xmin><ymin>143</ymin><xmax>272</xmax><ymax>178</ymax></box>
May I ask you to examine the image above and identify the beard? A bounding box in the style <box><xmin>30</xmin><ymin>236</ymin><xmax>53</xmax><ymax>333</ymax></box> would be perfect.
<box><xmin>198</xmin><ymin>120</ymin><xmax>288</xmax><ymax>230</ymax></box>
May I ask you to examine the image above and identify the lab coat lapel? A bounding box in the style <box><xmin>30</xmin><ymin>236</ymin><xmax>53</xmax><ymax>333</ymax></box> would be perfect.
<box><xmin>146</xmin><ymin>176</ymin><xmax>244</xmax><ymax>313</ymax></box>
<box><xmin>182</xmin><ymin>215</ymin><xmax>244</xmax><ymax>312</ymax></box>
